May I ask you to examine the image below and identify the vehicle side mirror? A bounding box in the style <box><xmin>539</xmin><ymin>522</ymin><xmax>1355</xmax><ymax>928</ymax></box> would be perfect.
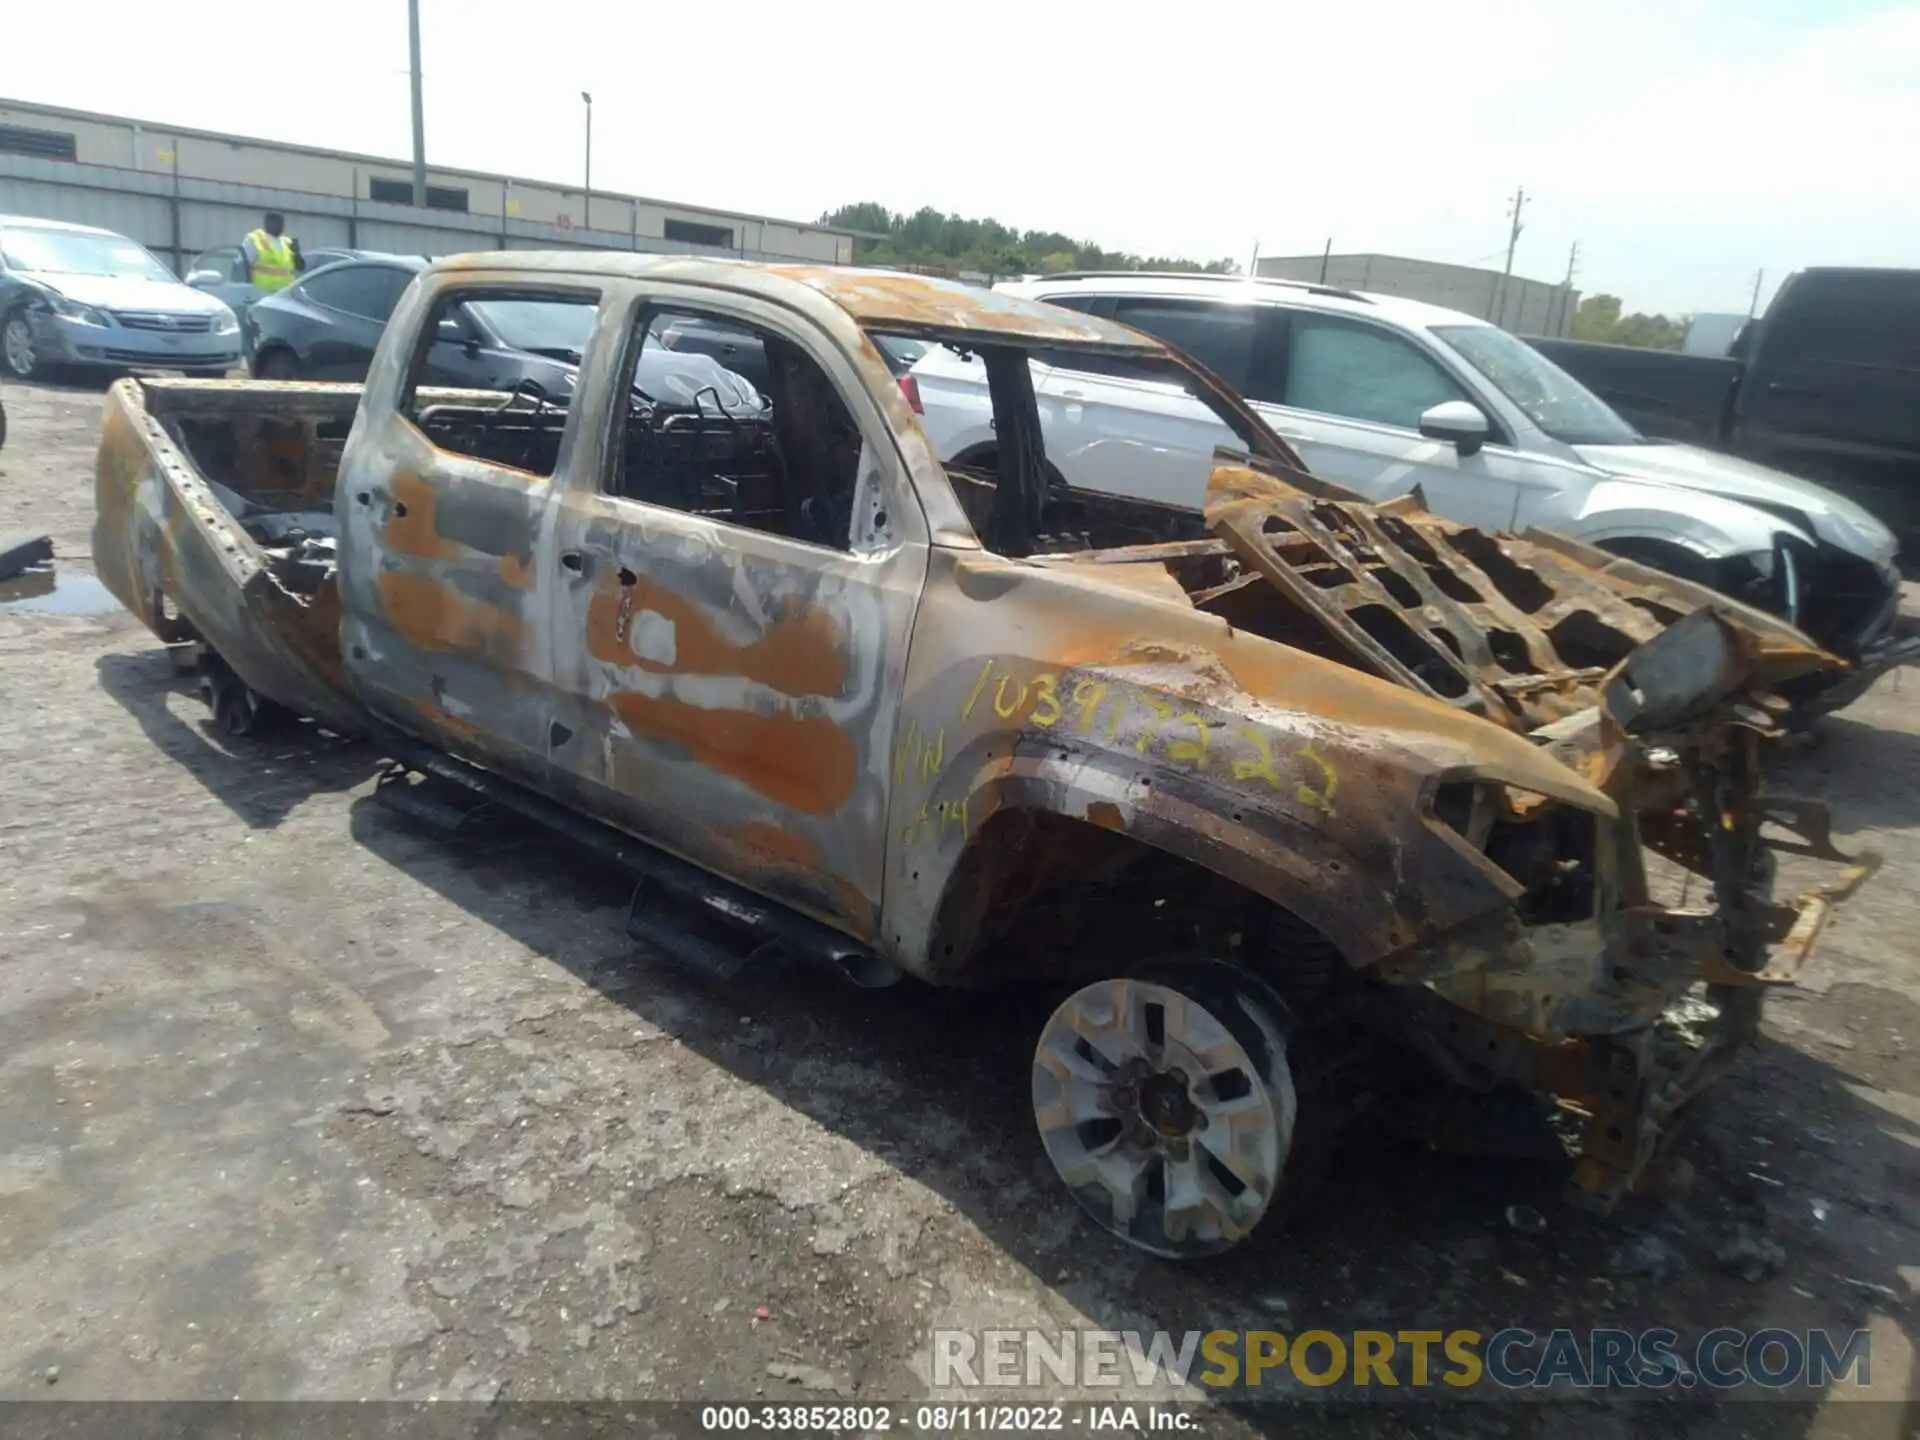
<box><xmin>186</xmin><ymin>270</ymin><xmax>223</xmax><ymax>288</ymax></box>
<box><xmin>1418</xmin><ymin>400</ymin><xmax>1491</xmax><ymax>457</ymax></box>
<box><xmin>436</xmin><ymin>317</ymin><xmax>479</xmax><ymax>354</ymax></box>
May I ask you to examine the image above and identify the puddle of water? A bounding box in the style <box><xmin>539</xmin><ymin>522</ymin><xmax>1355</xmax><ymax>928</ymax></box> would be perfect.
<box><xmin>0</xmin><ymin>566</ymin><xmax>124</xmax><ymax>615</ymax></box>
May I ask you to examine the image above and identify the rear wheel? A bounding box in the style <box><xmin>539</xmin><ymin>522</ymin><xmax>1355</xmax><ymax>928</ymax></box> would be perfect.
<box><xmin>253</xmin><ymin>348</ymin><xmax>300</xmax><ymax>381</ymax></box>
<box><xmin>200</xmin><ymin>653</ymin><xmax>291</xmax><ymax>738</ymax></box>
<box><xmin>3</xmin><ymin>307</ymin><xmax>44</xmax><ymax>381</ymax></box>
<box><xmin>1032</xmin><ymin>960</ymin><xmax>1300</xmax><ymax>1257</ymax></box>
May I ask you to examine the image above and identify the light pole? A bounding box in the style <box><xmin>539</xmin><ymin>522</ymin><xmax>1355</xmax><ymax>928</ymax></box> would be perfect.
<box><xmin>407</xmin><ymin>0</ymin><xmax>427</xmax><ymax>207</ymax></box>
<box><xmin>581</xmin><ymin>91</ymin><xmax>593</xmax><ymax>233</ymax></box>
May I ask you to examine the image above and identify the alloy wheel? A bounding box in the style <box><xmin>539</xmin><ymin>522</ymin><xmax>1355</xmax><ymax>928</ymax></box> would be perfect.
<box><xmin>1032</xmin><ymin>970</ymin><xmax>1295</xmax><ymax>1257</ymax></box>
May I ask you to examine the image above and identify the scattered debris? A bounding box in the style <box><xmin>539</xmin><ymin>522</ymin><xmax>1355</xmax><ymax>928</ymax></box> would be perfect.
<box><xmin>1608</xmin><ymin>1232</ymin><xmax>1685</xmax><ymax>1283</ymax></box>
<box><xmin>1713</xmin><ymin>1227</ymin><xmax>1787</xmax><ymax>1282</ymax></box>
<box><xmin>1504</xmin><ymin>1205</ymin><xmax>1548</xmax><ymax>1235</ymax></box>
<box><xmin>1842</xmin><ymin>1277</ymin><xmax>1901</xmax><ymax>1303</ymax></box>
<box><xmin>0</xmin><ymin>533</ymin><xmax>52</xmax><ymax>584</ymax></box>
<box><xmin>766</xmin><ymin>1362</ymin><xmax>848</xmax><ymax>1395</ymax></box>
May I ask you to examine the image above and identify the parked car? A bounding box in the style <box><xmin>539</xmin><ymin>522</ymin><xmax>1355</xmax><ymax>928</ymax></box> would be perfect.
<box><xmin>1528</xmin><ymin>268</ymin><xmax>1920</xmax><ymax>542</ymax></box>
<box><xmin>92</xmin><ymin>254</ymin><xmax>1868</xmax><ymax>1257</ymax></box>
<box><xmin>907</xmin><ymin>272</ymin><xmax>1909</xmax><ymax>709</ymax></box>
<box><xmin>0</xmin><ymin>216</ymin><xmax>242</xmax><ymax>380</ymax></box>
<box><xmin>656</xmin><ymin>312</ymin><xmax>929</xmax><ymax>391</ymax></box>
<box><xmin>245</xmin><ymin>255</ymin><xmax>763</xmax><ymax>410</ymax></box>
<box><xmin>184</xmin><ymin>242</ymin><xmax>368</xmax><ymax>318</ymax></box>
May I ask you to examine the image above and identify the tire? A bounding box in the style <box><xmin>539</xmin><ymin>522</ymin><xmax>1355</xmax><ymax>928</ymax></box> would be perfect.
<box><xmin>1031</xmin><ymin>958</ymin><xmax>1305</xmax><ymax>1257</ymax></box>
<box><xmin>252</xmin><ymin>348</ymin><xmax>300</xmax><ymax>381</ymax></box>
<box><xmin>0</xmin><ymin>396</ymin><xmax>7</xmax><ymax>452</ymax></box>
<box><xmin>2</xmin><ymin>307</ymin><xmax>44</xmax><ymax>381</ymax></box>
<box><xmin>199</xmin><ymin>654</ymin><xmax>291</xmax><ymax>739</ymax></box>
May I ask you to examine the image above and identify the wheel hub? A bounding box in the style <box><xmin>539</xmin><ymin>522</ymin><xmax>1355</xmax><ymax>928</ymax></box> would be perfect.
<box><xmin>1032</xmin><ymin>973</ymin><xmax>1295</xmax><ymax>1258</ymax></box>
<box><xmin>4</xmin><ymin>317</ymin><xmax>34</xmax><ymax>376</ymax></box>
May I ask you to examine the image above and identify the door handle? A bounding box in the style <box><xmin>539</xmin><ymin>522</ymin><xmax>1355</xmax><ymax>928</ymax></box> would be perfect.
<box><xmin>560</xmin><ymin>551</ymin><xmax>585</xmax><ymax>572</ymax></box>
<box><xmin>1767</xmin><ymin>382</ymin><xmax>1822</xmax><ymax>398</ymax></box>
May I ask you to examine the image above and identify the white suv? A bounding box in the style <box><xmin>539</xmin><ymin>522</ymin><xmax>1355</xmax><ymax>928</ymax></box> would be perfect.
<box><xmin>908</xmin><ymin>272</ymin><xmax>1901</xmax><ymax>673</ymax></box>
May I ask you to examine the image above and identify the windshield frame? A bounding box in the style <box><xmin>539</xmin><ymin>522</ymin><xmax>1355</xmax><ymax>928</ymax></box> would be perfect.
<box><xmin>0</xmin><ymin>225</ymin><xmax>176</xmax><ymax>283</ymax></box>
<box><xmin>1430</xmin><ymin>322</ymin><xmax>1642</xmax><ymax>446</ymax></box>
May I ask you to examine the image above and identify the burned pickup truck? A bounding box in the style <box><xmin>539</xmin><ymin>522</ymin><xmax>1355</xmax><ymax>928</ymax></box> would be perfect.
<box><xmin>94</xmin><ymin>255</ymin><xmax>1874</xmax><ymax>1257</ymax></box>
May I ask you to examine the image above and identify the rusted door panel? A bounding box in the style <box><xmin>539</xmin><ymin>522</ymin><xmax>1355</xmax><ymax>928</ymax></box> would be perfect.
<box><xmin>543</xmin><ymin>284</ymin><xmax>929</xmax><ymax>945</ymax></box>
<box><xmin>336</xmin><ymin>422</ymin><xmax>562</xmax><ymax>786</ymax></box>
<box><xmin>332</xmin><ymin>275</ymin><xmax>617</xmax><ymax>787</ymax></box>
<box><xmin>545</xmin><ymin>495</ymin><xmax>922</xmax><ymax>942</ymax></box>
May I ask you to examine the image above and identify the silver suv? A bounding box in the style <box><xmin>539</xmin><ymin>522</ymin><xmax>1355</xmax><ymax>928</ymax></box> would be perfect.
<box><xmin>909</xmin><ymin>272</ymin><xmax>1906</xmax><ymax>696</ymax></box>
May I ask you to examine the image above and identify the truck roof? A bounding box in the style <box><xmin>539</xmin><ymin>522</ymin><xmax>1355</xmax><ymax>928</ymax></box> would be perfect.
<box><xmin>427</xmin><ymin>253</ymin><xmax>1166</xmax><ymax>352</ymax></box>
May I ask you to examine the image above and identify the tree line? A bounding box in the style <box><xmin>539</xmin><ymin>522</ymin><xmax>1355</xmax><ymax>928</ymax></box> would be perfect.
<box><xmin>819</xmin><ymin>203</ymin><xmax>1238</xmax><ymax>279</ymax></box>
<box><xmin>1571</xmin><ymin>294</ymin><xmax>1688</xmax><ymax>350</ymax></box>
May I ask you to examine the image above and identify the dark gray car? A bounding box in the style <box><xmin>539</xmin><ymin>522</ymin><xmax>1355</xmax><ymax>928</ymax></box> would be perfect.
<box><xmin>245</xmin><ymin>255</ymin><xmax>763</xmax><ymax>410</ymax></box>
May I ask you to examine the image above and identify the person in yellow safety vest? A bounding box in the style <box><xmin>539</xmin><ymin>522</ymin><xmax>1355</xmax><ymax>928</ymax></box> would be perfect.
<box><xmin>241</xmin><ymin>212</ymin><xmax>305</xmax><ymax>293</ymax></box>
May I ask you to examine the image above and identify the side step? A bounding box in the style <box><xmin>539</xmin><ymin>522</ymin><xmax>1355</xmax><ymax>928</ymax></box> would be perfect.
<box><xmin>374</xmin><ymin>765</ymin><xmax>499</xmax><ymax>835</ymax></box>
<box><xmin>372</xmin><ymin>731</ymin><xmax>899</xmax><ymax>989</ymax></box>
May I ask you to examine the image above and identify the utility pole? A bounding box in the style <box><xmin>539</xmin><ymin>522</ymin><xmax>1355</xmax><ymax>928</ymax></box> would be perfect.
<box><xmin>1496</xmin><ymin>186</ymin><xmax>1527</xmax><ymax>327</ymax></box>
<box><xmin>1748</xmin><ymin>267</ymin><xmax>1765</xmax><ymax>319</ymax></box>
<box><xmin>1554</xmin><ymin>240</ymin><xmax>1579</xmax><ymax>335</ymax></box>
<box><xmin>581</xmin><ymin>92</ymin><xmax>594</xmax><ymax>232</ymax></box>
<box><xmin>407</xmin><ymin>0</ymin><xmax>427</xmax><ymax>208</ymax></box>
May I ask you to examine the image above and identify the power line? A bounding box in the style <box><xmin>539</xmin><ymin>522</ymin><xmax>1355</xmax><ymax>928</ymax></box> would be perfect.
<box><xmin>1493</xmin><ymin>186</ymin><xmax>1526</xmax><ymax>327</ymax></box>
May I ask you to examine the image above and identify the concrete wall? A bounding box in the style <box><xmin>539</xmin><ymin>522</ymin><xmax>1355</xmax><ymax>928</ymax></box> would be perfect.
<box><xmin>1257</xmin><ymin>253</ymin><xmax>1579</xmax><ymax>336</ymax></box>
<box><xmin>0</xmin><ymin>153</ymin><xmax>843</xmax><ymax>278</ymax></box>
<box><xmin>0</xmin><ymin>99</ymin><xmax>847</xmax><ymax>265</ymax></box>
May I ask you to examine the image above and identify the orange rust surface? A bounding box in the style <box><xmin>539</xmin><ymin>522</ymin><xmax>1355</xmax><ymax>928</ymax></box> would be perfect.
<box><xmin>607</xmin><ymin>691</ymin><xmax>856</xmax><ymax>815</ymax></box>
<box><xmin>499</xmin><ymin>552</ymin><xmax>536</xmax><ymax>590</ymax></box>
<box><xmin>1086</xmin><ymin>801</ymin><xmax>1128</xmax><ymax>831</ymax></box>
<box><xmin>385</xmin><ymin>473</ymin><xmax>467</xmax><ymax>561</ymax></box>
<box><xmin>732</xmin><ymin>821</ymin><xmax>826</xmax><ymax>869</ymax></box>
<box><xmin>766</xmin><ymin>266</ymin><xmax>1163</xmax><ymax>348</ymax></box>
<box><xmin>377</xmin><ymin>570</ymin><xmax>526</xmax><ymax>661</ymax></box>
<box><xmin>584</xmin><ymin>573</ymin><xmax>848</xmax><ymax>698</ymax></box>
<box><xmin>409</xmin><ymin>697</ymin><xmax>485</xmax><ymax>745</ymax></box>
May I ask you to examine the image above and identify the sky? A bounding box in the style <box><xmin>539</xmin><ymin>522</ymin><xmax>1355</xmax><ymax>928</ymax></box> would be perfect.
<box><xmin>5</xmin><ymin>0</ymin><xmax>1917</xmax><ymax>316</ymax></box>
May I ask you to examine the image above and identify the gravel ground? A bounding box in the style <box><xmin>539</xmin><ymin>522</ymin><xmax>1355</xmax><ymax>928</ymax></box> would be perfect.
<box><xmin>0</xmin><ymin>376</ymin><xmax>1915</xmax><ymax>1436</ymax></box>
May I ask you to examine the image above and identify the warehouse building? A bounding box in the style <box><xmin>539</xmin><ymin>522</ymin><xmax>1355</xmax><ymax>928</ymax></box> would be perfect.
<box><xmin>0</xmin><ymin>97</ymin><xmax>855</xmax><ymax>269</ymax></box>
<box><xmin>1256</xmin><ymin>252</ymin><xmax>1577</xmax><ymax>336</ymax></box>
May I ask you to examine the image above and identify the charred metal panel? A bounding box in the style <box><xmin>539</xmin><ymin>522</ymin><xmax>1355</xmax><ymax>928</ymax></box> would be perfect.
<box><xmin>538</xmin><ymin>281</ymin><xmax>931</xmax><ymax>943</ymax></box>
<box><xmin>888</xmin><ymin>543</ymin><xmax>1620</xmax><ymax>978</ymax></box>
<box><xmin>92</xmin><ymin>380</ymin><xmax>362</xmax><ymax>733</ymax></box>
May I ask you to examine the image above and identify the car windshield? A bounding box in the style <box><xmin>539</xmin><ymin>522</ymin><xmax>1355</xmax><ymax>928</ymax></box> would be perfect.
<box><xmin>467</xmin><ymin>299</ymin><xmax>593</xmax><ymax>359</ymax></box>
<box><xmin>1433</xmin><ymin>324</ymin><xmax>1641</xmax><ymax>445</ymax></box>
<box><xmin>1</xmin><ymin>226</ymin><xmax>175</xmax><ymax>282</ymax></box>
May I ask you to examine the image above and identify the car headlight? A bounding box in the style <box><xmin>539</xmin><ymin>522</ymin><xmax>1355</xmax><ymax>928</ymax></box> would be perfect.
<box><xmin>45</xmin><ymin>293</ymin><xmax>110</xmax><ymax>326</ymax></box>
<box><xmin>212</xmin><ymin>306</ymin><xmax>240</xmax><ymax>336</ymax></box>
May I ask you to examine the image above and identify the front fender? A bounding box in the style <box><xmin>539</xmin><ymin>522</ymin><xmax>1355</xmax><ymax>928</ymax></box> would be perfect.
<box><xmin>1563</xmin><ymin>478</ymin><xmax>1808</xmax><ymax>558</ymax></box>
<box><xmin>896</xmin><ymin>711</ymin><xmax>1527</xmax><ymax>984</ymax></box>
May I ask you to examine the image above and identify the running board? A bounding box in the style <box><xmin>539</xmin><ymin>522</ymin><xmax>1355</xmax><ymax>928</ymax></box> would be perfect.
<box><xmin>371</xmin><ymin>731</ymin><xmax>899</xmax><ymax>989</ymax></box>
